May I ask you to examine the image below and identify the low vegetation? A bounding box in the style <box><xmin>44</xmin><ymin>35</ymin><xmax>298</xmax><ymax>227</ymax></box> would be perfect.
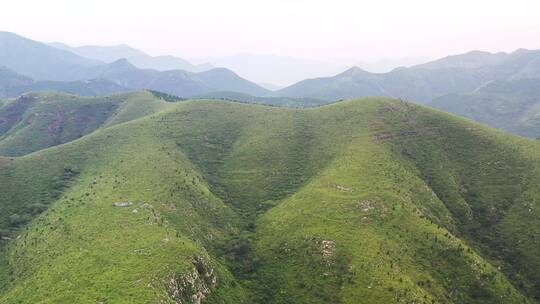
<box><xmin>0</xmin><ymin>94</ymin><xmax>539</xmax><ymax>303</ymax></box>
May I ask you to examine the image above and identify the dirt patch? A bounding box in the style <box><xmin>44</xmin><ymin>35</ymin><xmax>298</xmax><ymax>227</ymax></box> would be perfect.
<box><xmin>372</xmin><ymin>127</ymin><xmax>438</xmax><ymax>142</ymax></box>
<box><xmin>47</xmin><ymin>110</ymin><xmax>65</xmax><ymax>136</ymax></box>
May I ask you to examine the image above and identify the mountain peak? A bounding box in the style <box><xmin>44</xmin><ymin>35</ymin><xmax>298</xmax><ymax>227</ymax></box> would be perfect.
<box><xmin>108</xmin><ymin>58</ymin><xmax>135</xmax><ymax>68</ymax></box>
<box><xmin>339</xmin><ymin>66</ymin><xmax>370</xmax><ymax>77</ymax></box>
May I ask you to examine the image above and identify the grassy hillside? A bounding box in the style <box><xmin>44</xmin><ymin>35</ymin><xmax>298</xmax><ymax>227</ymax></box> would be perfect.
<box><xmin>0</xmin><ymin>95</ymin><xmax>539</xmax><ymax>303</ymax></box>
<box><xmin>0</xmin><ymin>91</ymin><xmax>171</xmax><ymax>156</ymax></box>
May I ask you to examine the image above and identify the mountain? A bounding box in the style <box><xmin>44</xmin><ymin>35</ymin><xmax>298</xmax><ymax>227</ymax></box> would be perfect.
<box><xmin>257</xmin><ymin>82</ymin><xmax>284</xmax><ymax>91</ymax></box>
<box><xmin>352</xmin><ymin>56</ymin><xmax>431</xmax><ymax>73</ymax></box>
<box><xmin>275</xmin><ymin>66</ymin><xmax>486</xmax><ymax>103</ymax></box>
<box><xmin>0</xmin><ymin>94</ymin><xmax>539</xmax><ymax>303</ymax></box>
<box><xmin>0</xmin><ymin>59</ymin><xmax>269</xmax><ymax>99</ymax></box>
<box><xmin>199</xmin><ymin>54</ymin><xmax>429</xmax><ymax>87</ymax></box>
<box><xmin>275</xmin><ymin>67</ymin><xmax>386</xmax><ymax>100</ymax></box>
<box><xmin>49</xmin><ymin>42</ymin><xmax>213</xmax><ymax>72</ymax></box>
<box><xmin>276</xmin><ymin>49</ymin><xmax>540</xmax><ymax>104</ymax></box>
<box><xmin>431</xmin><ymin>78</ymin><xmax>540</xmax><ymax>138</ymax></box>
<box><xmin>0</xmin><ymin>66</ymin><xmax>34</xmax><ymax>97</ymax></box>
<box><xmin>195</xmin><ymin>68</ymin><xmax>271</xmax><ymax>96</ymax></box>
<box><xmin>412</xmin><ymin>50</ymin><xmax>509</xmax><ymax>70</ymax></box>
<box><xmin>82</xmin><ymin>59</ymin><xmax>270</xmax><ymax>97</ymax></box>
<box><xmin>205</xmin><ymin>53</ymin><xmax>350</xmax><ymax>86</ymax></box>
<box><xmin>0</xmin><ymin>65</ymin><xmax>129</xmax><ymax>98</ymax></box>
<box><xmin>0</xmin><ymin>32</ymin><xmax>101</xmax><ymax>81</ymax></box>
<box><xmin>0</xmin><ymin>33</ymin><xmax>267</xmax><ymax>98</ymax></box>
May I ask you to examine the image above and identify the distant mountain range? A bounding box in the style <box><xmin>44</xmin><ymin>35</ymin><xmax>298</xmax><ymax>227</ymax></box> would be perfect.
<box><xmin>2</xmin><ymin>31</ymin><xmax>540</xmax><ymax>138</ymax></box>
<box><xmin>0</xmin><ymin>31</ymin><xmax>100</xmax><ymax>81</ymax></box>
<box><xmin>275</xmin><ymin>49</ymin><xmax>540</xmax><ymax>104</ymax></box>
<box><xmin>432</xmin><ymin>78</ymin><xmax>540</xmax><ymax>138</ymax></box>
<box><xmin>48</xmin><ymin>42</ymin><xmax>213</xmax><ymax>72</ymax></box>
<box><xmin>193</xmin><ymin>54</ymin><xmax>429</xmax><ymax>86</ymax></box>
<box><xmin>0</xmin><ymin>32</ymin><xmax>269</xmax><ymax>98</ymax></box>
<box><xmin>79</xmin><ymin>59</ymin><xmax>269</xmax><ymax>97</ymax></box>
<box><xmin>0</xmin><ymin>65</ymin><xmax>127</xmax><ymax>97</ymax></box>
<box><xmin>272</xmin><ymin>50</ymin><xmax>540</xmax><ymax>137</ymax></box>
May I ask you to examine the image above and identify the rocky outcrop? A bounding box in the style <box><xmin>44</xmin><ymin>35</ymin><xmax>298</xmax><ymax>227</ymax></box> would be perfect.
<box><xmin>163</xmin><ymin>256</ymin><xmax>218</xmax><ymax>304</ymax></box>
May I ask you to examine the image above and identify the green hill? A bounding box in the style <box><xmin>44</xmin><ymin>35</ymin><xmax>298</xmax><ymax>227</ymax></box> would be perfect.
<box><xmin>0</xmin><ymin>94</ymin><xmax>539</xmax><ymax>303</ymax></box>
<box><xmin>0</xmin><ymin>91</ymin><xmax>171</xmax><ymax>156</ymax></box>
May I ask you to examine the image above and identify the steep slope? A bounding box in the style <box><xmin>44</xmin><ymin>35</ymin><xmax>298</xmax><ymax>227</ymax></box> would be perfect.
<box><xmin>0</xmin><ymin>91</ymin><xmax>171</xmax><ymax>156</ymax></box>
<box><xmin>0</xmin><ymin>96</ymin><xmax>539</xmax><ymax>303</ymax></box>
<box><xmin>49</xmin><ymin>42</ymin><xmax>213</xmax><ymax>72</ymax></box>
<box><xmin>431</xmin><ymin>78</ymin><xmax>540</xmax><ymax>138</ymax></box>
<box><xmin>0</xmin><ymin>32</ymin><xmax>101</xmax><ymax>81</ymax></box>
<box><xmin>0</xmin><ymin>119</ymin><xmax>247</xmax><ymax>303</ymax></box>
<box><xmin>253</xmin><ymin>101</ymin><xmax>540</xmax><ymax>303</ymax></box>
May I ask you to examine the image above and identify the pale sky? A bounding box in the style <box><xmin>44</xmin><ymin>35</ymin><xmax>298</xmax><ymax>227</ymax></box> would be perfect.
<box><xmin>1</xmin><ymin>0</ymin><xmax>540</xmax><ymax>61</ymax></box>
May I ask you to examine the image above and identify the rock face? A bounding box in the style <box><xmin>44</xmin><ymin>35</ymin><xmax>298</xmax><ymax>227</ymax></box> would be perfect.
<box><xmin>113</xmin><ymin>201</ymin><xmax>132</xmax><ymax>207</ymax></box>
<box><xmin>164</xmin><ymin>256</ymin><xmax>218</xmax><ymax>304</ymax></box>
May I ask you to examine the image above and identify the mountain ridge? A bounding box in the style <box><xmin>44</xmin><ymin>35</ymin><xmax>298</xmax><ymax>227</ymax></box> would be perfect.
<box><xmin>0</xmin><ymin>31</ymin><xmax>102</xmax><ymax>81</ymax></box>
<box><xmin>48</xmin><ymin>41</ymin><xmax>214</xmax><ymax>72</ymax></box>
<box><xmin>275</xmin><ymin>48</ymin><xmax>540</xmax><ymax>104</ymax></box>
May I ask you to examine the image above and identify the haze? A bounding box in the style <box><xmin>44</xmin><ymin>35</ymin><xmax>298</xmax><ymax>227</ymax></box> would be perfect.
<box><xmin>2</xmin><ymin>0</ymin><xmax>540</xmax><ymax>85</ymax></box>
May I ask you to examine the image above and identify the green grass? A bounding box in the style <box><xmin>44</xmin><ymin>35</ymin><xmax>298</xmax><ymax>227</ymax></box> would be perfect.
<box><xmin>0</xmin><ymin>94</ymin><xmax>539</xmax><ymax>303</ymax></box>
<box><xmin>0</xmin><ymin>91</ymin><xmax>170</xmax><ymax>156</ymax></box>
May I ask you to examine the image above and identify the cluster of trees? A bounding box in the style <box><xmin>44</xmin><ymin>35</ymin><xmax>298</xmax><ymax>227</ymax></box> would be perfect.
<box><xmin>148</xmin><ymin>90</ymin><xmax>185</xmax><ymax>102</ymax></box>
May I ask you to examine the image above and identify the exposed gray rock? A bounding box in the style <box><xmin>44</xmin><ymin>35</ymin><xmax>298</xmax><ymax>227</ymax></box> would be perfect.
<box><xmin>113</xmin><ymin>201</ymin><xmax>132</xmax><ymax>207</ymax></box>
<box><xmin>164</xmin><ymin>256</ymin><xmax>218</xmax><ymax>304</ymax></box>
